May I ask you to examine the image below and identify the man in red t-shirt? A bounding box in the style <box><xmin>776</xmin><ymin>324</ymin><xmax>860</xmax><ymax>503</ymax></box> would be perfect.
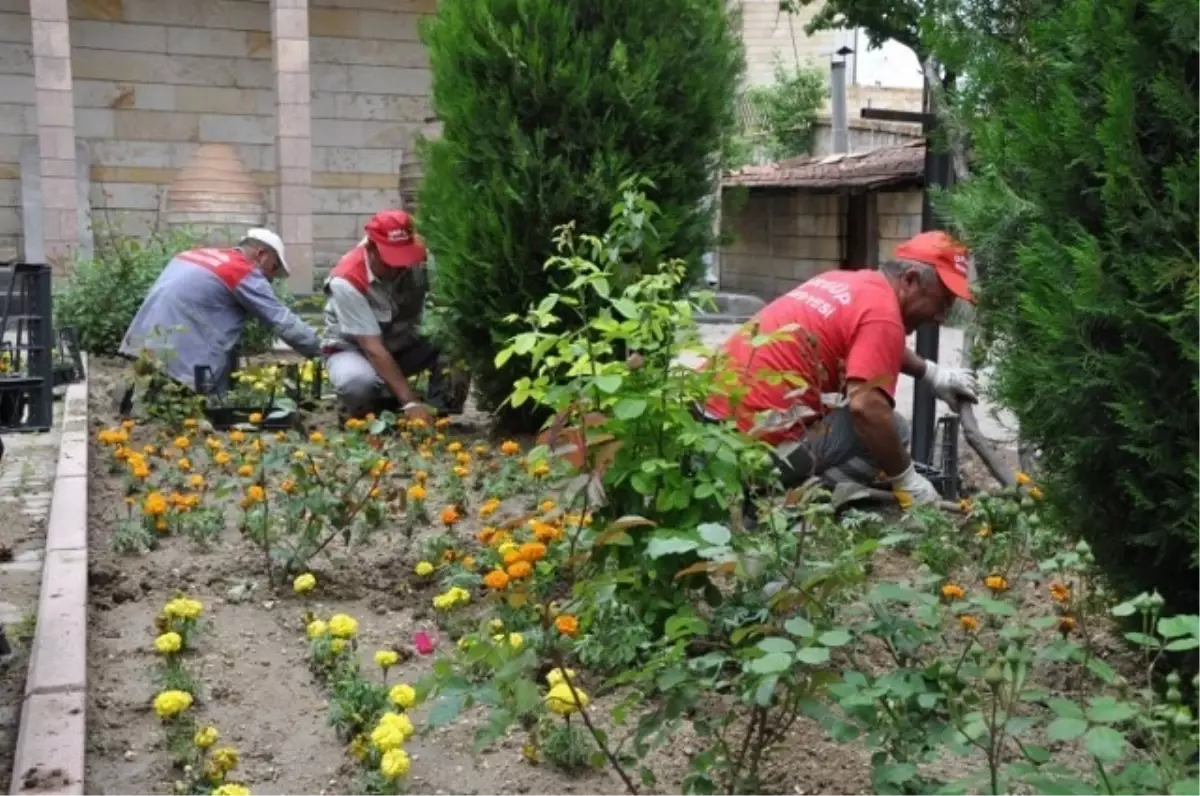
<box><xmin>705</xmin><ymin>230</ymin><xmax>978</xmax><ymax>507</ymax></box>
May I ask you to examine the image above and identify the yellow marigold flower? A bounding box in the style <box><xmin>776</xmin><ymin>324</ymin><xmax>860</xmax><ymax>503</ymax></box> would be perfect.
<box><xmin>959</xmin><ymin>498</ymin><xmax>973</xmax><ymax>513</ymax></box>
<box><xmin>163</xmin><ymin>597</ymin><xmax>204</xmax><ymax>619</ymax></box>
<box><xmin>205</xmin><ymin>436</ymin><xmax>222</xmax><ymax>450</ymax></box>
<box><xmin>455</xmin><ymin>451</ymin><xmax>471</xmax><ymax>466</ymax></box>
<box><xmin>328</xmin><ymin>613</ymin><xmax>358</xmax><ymax>638</ymax></box>
<box><xmin>194</xmin><ymin>726</ymin><xmax>219</xmax><ymax>749</ymax></box>
<box><xmin>474</xmin><ymin>444</ymin><xmax>489</xmax><ymax>455</ymax></box>
<box><xmin>293</xmin><ymin>573</ymin><xmax>317</xmax><ymax>594</ymax></box>
<box><xmin>507</xmin><ymin>561</ymin><xmax>533</xmax><ymax>580</ymax></box>
<box><xmin>121</xmin><ymin>418</ymin><xmax>136</xmax><ymax>430</ymax></box>
<box><xmin>309</xmin><ymin>431</ymin><xmax>325</xmax><ymax>444</ymax></box>
<box><xmin>435</xmin><ymin>417</ymin><xmax>451</xmax><ymax>429</ymax></box>
<box><xmin>130</xmin><ymin>460</ymin><xmax>150</xmax><ymax>480</ymax></box>
<box><xmin>554</xmin><ymin>614</ymin><xmax>579</xmax><ymax>637</ymax></box>
<box><xmin>497</xmin><ymin>541</ymin><xmax>518</xmax><ymax>558</ymax></box>
<box><xmin>531</xmin><ymin>461</ymin><xmax>550</xmax><ymax>478</ymax></box>
<box><xmin>237</xmin><ymin>464</ymin><xmax>253</xmax><ymax>477</ymax></box>
<box><xmin>212</xmin><ymin>785</ymin><xmax>250</xmax><ymax>796</ymax></box>
<box><xmin>214</xmin><ymin>451</ymin><xmax>231</xmax><ymax>466</ymax></box>
<box><xmin>152</xmin><ymin>689</ymin><xmax>193</xmax><ymax>719</ymax></box>
<box><xmin>941</xmin><ymin>583</ymin><xmax>965</xmax><ymax>601</ymax></box>
<box><xmin>229</xmin><ymin>430</ymin><xmax>245</xmax><ymax>443</ymax></box>
<box><xmin>539</xmin><ymin>499</ymin><xmax>555</xmax><ymax>513</ymax></box>
<box><xmin>183</xmin><ymin>418</ymin><xmax>197</xmax><ymax>428</ymax></box>
<box><xmin>348</xmin><ymin>733</ymin><xmax>369</xmax><ymax>762</ymax></box>
<box><xmin>461</xmin><ymin>555</ymin><xmax>477</xmax><ymax>571</ymax></box>
<box><xmin>174</xmin><ymin>436</ymin><xmax>190</xmax><ymax>450</ymax></box>
<box><xmin>1029</xmin><ymin>486</ymin><xmax>1044</xmax><ymax>500</ymax></box>
<box><xmin>959</xmin><ymin>615</ymin><xmax>979</xmax><ymax>633</ymax></box>
<box><xmin>114</xmin><ymin>446</ymin><xmax>130</xmax><ymax>461</ymax></box>
<box><xmin>190</xmin><ymin>474</ymin><xmax>204</xmax><ymax>489</ymax></box>
<box><xmin>984</xmin><ymin>575</ymin><xmax>1009</xmax><ymax>593</ymax></box>
<box><xmin>545</xmin><ymin>682</ymin><xmax>588</xmax><ymax>715</ymax></box>
<box><xmin>977</xmin><ymin>525</ymin><xmax>991</xmax><ymax>538</ymax></box>
<box><xmin>546</xmin><ymin>667</ymin><xmax>577</xmax><ymax>687</ymax></box>
<box><xmin>274</xmin><ymin>431</ymin><xmax>286</xmax><ymax>441</ymax></box>
<box><xmin>248</xmin><ymin>412</ymin><xmax>263</xmax><ymax>424</ymax></box>
<box><xmin>380</xmin><ymin>748</ymin><xmax>411</xmax><ymax>780</ymax></box>
<box><xmin>1015</xmin><ymin>471</ymin><xmax>1033</xmax><ymax>486</ymax></box>
<box><xmin>281</xmin><ymin>479</ymin><xmax>296</xmax><ymax>494</ymax></box>
<box><xmin>479</xmin><ymin>498</ymin><xmax>501</xmax><ymax>518</ymax></box>
<box><xmin>489</xmin><ymin>618</ymin><xmax>505</xmax><ymax>633</ymax></box>
<box><xmin>414</xmin><ymin>470</ymin><xmax>428</xmax><ymax>483</ymax></box>
<box><xmin>155</xmin><ymin>518</ymin><xmax>169</xmax><ymax>532</ymax></box>
<box><xmin>456</xmin><ymin>635</ymin><xmax>474</xmax><ymax>651</ymax></box>
<box><xmin>440</xmin><ymin>505</ymin><xmax>460</xmax><ymax>526</ymax></box>
<box><xmin>447</xmin><ymin>441</ymin><xmax>463</xmax><ymax>453</ymax></box>
<box><xmin>142</xmin><ymin>444</ymin><xmax>156</xmax><ymax>455</ymax></box>
<box><xmin>453</xmin><ymin>465</ymin><xmax>469</xmax><ymax>478</ymax></box>
<box><xmin>369</xmin><ymin>718</ymin><xmax>409</xmax><ymax>752</ymax></box>
<box><xmin>500</xmin><ymin>440</ymin><xmax>520</xmax><ymax>456</ymax></box>
<box><xmin>375</xmin><ymin>649</ymin><xmax>400</xmax><ymax>670</ymax></box>
<box><xmin>388</xmin><ymin>683</ymin><xmax>417</xmax><ymax>709</ymax></box>
<box><xmin>154</xmin><ymin>631</ymin><xmax>183</xmax><ymax>654</ymax></box>
<box><xmin>407</xmin><ymin>484</ymin><xmax>426</xmax><ymax>502</ymax></box>
<box><xmin>331</xmin><ymin>638</ymin><xmax>347</xmax><ymax>654</ymax></box>
<box><xmin>506</xmin><ymin>632</ymin><xmax>524</xmax><ymax>651</ymax></box>
<box><xmin>293</xmin><ymin>450</ymin><xmax>306</xmax><ymax>461</ymax></box>
<box><xmin>210</xmin><ymin>747</ymin><xmax>240</xmax><ymax>773</ymax></box>
<box><xmin>1049</xmin><ymin>583</ymin><xmax>1071</xmax><ymax>603</ymax></box>
<box><xmin>408</xmin><ymin>418</ymin><xmax>426</xmax><ymax>431</ymax></box>
<box><xmin>483</xmin><ymin>569</ymin><xmax>510</xmax><ymax>590</ymax></box>
<box><xmin>144</xmin><ymin>491</ymin><xmax>168</xmax><ymax>516</ymax></box>
<box><xmin>306</xmin><ymin>619</ymin><xmax>328</xmax><ymax>639</ymax></box>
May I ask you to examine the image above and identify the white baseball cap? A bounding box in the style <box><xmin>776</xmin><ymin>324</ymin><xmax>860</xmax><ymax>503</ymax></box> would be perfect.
<box><xmin>245</xmin><ymin>228</ymin><xmax>290</xmax><ymax>275</ymax></box>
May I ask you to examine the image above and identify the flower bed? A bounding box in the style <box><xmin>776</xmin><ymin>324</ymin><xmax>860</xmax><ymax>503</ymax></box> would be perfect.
<box><xmin>83</xmin><ymin>194</ymin><xmax>1199</xmax><ymax>796</ymax></box>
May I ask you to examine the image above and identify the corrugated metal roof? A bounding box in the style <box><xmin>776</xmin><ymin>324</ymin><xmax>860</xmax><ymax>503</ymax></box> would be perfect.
<box><xmin>722</xmin><ymin>140</ymin><xmax>925</xmax><ymax>190</ymax></box>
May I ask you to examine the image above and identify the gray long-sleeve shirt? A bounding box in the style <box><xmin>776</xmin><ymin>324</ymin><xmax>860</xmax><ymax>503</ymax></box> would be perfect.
<box><xmin>120</xmin><ymin>247</ymin><xmax>320</xmax><ymax>392</ymax></box>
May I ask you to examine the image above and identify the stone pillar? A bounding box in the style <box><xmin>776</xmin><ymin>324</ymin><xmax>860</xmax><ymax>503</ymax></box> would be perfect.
<box><xmin>270</xmin><ymin>0</ymin><xmax>314</xmax><ymax>294</ymax></box>
<box><xmin>30</xmin><ymin>0</ymin><xmax>78</xmax><ymax>272</ymax></box>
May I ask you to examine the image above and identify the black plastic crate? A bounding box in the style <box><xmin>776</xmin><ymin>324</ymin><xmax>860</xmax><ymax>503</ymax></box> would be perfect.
<box><xmin>51</xmin><ymin>326</ymin><xmax>85</xmax><ymax>388</ymax></box>
<box><xmin>916</xmin><ymin>414</ymin><xmax>962</xmax><ymax>500</ymax></box>
<box><xmin>0</xmin><ymin>263</ymin><xmax>53</xmax><ymax>432</ymax></box>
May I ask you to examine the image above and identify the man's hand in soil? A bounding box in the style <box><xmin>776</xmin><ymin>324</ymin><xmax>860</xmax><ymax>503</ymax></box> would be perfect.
<box><xmin>404</xmin><ymin>402</ymin><xmax>434</xmax><ymax>427</ymax></box>
<box><xmin>889</xmin><ymin>462</ymin><xmax>941</xmax><ymax>509</ymax></box>
<box><xmin>922</xmin><ymin>362</ymin><xmax>978</xmax><ymax>410</ymax></box>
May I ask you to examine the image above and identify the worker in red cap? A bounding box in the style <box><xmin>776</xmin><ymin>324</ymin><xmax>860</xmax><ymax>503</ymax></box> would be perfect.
<box><xmin>703</xmin><ymin>230</ymin><xmax>977</xmax><ymax>508</ymax></box>
<box><xmin>321</xmin><ymin>210</ymin><xmax>462</xmax><ymax>422</ymax></box>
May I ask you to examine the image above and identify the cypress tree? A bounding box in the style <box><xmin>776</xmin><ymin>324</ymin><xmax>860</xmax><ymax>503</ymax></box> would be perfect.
<box><xmin>416</xmin><ymin>0</ymin><xmax>744</xmax><ymax>428</ymax></box>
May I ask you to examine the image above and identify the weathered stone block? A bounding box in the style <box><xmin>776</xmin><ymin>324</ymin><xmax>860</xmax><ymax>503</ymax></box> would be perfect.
<box><xmin>311</xmin><ymin>36</ymin><xmax>428</xmax><ymax>69</ymax></box>
<box><xmin>197</xmin><ymin>112</ymin><xmax>270</xmax><ymax>144</ymax></box>
<box><xmin>10</xmin><ymin>690</ymin><xmax>86</xmax><ymax>796</ymax></box>
<box><xmin>310</xmin><ymin>6</ymin><xmax>358</xmax><ymax>37</ymax></box>
<box><xmin>0</xmin><ymin>11</ymin><xmax>32</xmax><ymax>44</ymax></box>
<box><xmin>115</xmin><ymin>109</ymin><xmax>199</xmax><ymax>141</ymax></box>
<box><xmin>71</xmin><ymin>18</ymin><xmax>165</xmax><ymax>51</ymax></box>
<box><xmin>272</xmin><ymin>7</ymin><xmax>308</xmax><ymax>40</ymax></box>
<box><xmin>357</xmin><ymin>10</ymin><xmax>419</xmax><ymax>40</ymax></box>
<box><xmin>345</xmin><ymin>64</ymin><xmax>429</xmax><ymax>96</ymax></box>
<box><xmin>25</xmin><ymin>548</ymin><xmax>88</xmax><ymax>696</ymax></box>
<box><xmin>168</xmin><ymin>25</ymin><xmax>253</xmax><ymax>58</ymax></box>
<box><xmin>0</xmin><ymin>74</ymin><xmax>34</xmax><ymax>104</ymax></box>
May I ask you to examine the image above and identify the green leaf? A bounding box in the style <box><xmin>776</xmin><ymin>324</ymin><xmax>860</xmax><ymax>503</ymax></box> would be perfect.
<box><xmin>612</xmin><ymin>298</ymin><xmax>639</xmax><ymax>319</ymax></box>
<box><xmin>613</xmin><ymin>397</ymin><xmax>648</xmax><ymax>420</ymax></box>
<box><xmin>1047</xmin><ymin>698</ymin><xmax>1085</xmax><ymax>719</ymax></box>
<box><xmin>1045</xmin><ymin>716</ymin><xmax>1088</xmax><ymax>742</ymax></box>
<box><xmin>595</xmin><ymin>373</ymin><xmax>622</xmax><ymax>394</ymax></box>
<box><xmin>1086</xmin><ymin>657</ymin><xmax>1117</xmax><ymax>684</ymax></box>
<box><xmin>757</xmin><ymin>637</ymin><xmax>796</xmax><ymax>655</ymax></box>
<box><xmin>1124</xmin><ymin>631</ymin><xmax>1160</xmax><ymax>648</ymax></box>
<box><xmin>818</xmin><ymin>629</ymin><xmax>852</xmax><ymax>647</ymax></box>
<box><xmin>1157</xmin><ymin>615</ymin><xmax>1198</xmax><ymax>639</ymax></box>
<box><xmin>512</xmin><ymin>679</ymin><xmax>542</xmax><ymax>715</ymax></box>
<box><xmin>1165</xmin><ymin>637</ymin><xmax>1200</xmax><ymax>651</ymax></box>
<box><xmin>645</xmin><ymin>534</ymin><xmax>700</xmax><ymax>559</ymax></box>
<box><xmin>754</xmin><ymin>675</ymin><xmax>779</xmax><ymax>706</ymax></box>
<box><xmin>974</xmin><ymin>596</ymin><xmax>1017</xmax><ymax>616</ymax></box>
<box><xmin>696</xmin><ymin>523</ymin><xmax>731</xmax><ymax>546</ymax></box>
<box><xmin>1086</xmin><ymin>696</ymin><xmax>1138</xmax><ymax>724</ymax></box>
<box><xmin>877</xmin><ymin>763</ymin><xmax>918</xmax><ymax>786</ymax></box>
<box><xmin>794</xmin><ymin>646</ymin><xmax>831</xmax><ymax>665</ymax></box>
<box><xmin>1083</xmin><ymin>726</ymin><xmax>1126</xmax><ymax>763</ymax></box>
<box><xmin>665</xmin><ymin>615</ymin><xmax>708</xmax><ymax>640</ymax></box>
<box><xmin>1171</xmin><ymin>779</ymin><xmax>1200</xmax><ymax>795</ymax></box>
<box><xmin>1005</xmin><ymin>716</ymin><xmax>1038</xmax><ymax>737</ymax></box>
<box><xmin>784</xmin><ymin>616</ymin><xmax>816</xmax><ymax>637</ymax></box>
<box><xmin>749</xmin><ymin>652</ymin><xmax>793</xmax><ymax>675</ymax></box>
<box><xmin>1111</xmin><ymin>599</ymin><xmax>1138</xmax><ymax>617</ymax></box>
<box><xmin>870</xmin><ymin>582</ymin><xmax>920</xmax><ymax>602</ymax></box>
<box><xmin>1023</xmin><ymin>745</ymin><xmax>1051</xmax><ymax>764</ymax></box>
<box><xmin>427</xmin><ymin>692</ymin><xmax>467</xmax><ymax>728</ymax></box>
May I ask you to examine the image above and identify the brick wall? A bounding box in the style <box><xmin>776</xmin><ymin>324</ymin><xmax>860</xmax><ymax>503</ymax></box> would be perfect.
<box><xmin>0</xmin><ymin>0</ymin><xmax>435</xmax><ymax>283</ymax></box>
<box><xmin>717</xmin><ymin>187</ymin><xmax>924</xmax><ymax>301</ymax></box>
<box><xmin>718</xmin><ymin>190</ymin><xmax>845</xmax><ymax>299</ymax></box>
<box><xmin>810</xmin><ymin>117</ymin><xmax>923</xmax><ymax>157</ymax></box>
<box><xmin>739</xmin><ymin>0</ymin><xmax>848</xmax><ymax>89</ymax></box>
<box><xmin>876</xmin><ymin>189</ymin><xmax>923</xmax><ymax>261</ymax></box>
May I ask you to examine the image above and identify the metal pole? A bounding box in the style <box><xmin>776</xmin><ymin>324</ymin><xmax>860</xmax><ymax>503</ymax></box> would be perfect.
<box><xmin>910</xmin><ymin>79</ymin><xmax>941</xmax><ymax>466</ymax></box>
<box><xmin>830</xmin><ymin>60</ymin><xmax>849</xmax><ymax>154</ymax></box>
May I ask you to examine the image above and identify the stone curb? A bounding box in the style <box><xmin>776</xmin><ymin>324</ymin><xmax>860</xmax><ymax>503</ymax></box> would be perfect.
<box><xmin>10</xmin><ymin>373</ymin><xmax>89</xmax><ymax>796</ymax></box>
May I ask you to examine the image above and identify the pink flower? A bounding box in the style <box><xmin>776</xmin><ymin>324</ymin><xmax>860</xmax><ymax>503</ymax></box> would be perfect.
<box><xmin>413</xmin><ymin>630</ymin><xmax>436</xmax><ymax>656</ymax></box>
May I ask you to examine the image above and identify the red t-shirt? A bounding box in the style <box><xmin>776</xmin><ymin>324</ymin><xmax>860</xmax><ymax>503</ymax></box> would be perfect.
<box><xmin>704</xmin><ymin>270</ymin><xmax>905</xmax><ymax>445</ymax></box>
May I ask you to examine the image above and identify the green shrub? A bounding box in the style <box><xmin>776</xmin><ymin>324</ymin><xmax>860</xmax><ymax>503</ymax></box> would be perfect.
<box><xmin>743</xmin><ymin>58</ymin><xmax>827</xmax><ymax>160</ymax></box>
<box><xmin>943</xmin><ymin>0</ymin><xmax>1199</xmax><ymax>610</ymax></box>
<box><xmin>58</xmin><ymin>224</ymin><xmax>290</xmax><ymax>358</ymax></box>
<box><xmin>416</xmin><ymin>0</ymin><xmax>744</xmax><ymax>429</ymax></box>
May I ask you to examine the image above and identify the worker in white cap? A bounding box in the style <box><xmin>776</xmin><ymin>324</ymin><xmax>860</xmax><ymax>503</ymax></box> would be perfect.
<box><xmin>118</xmin><ymin>228</ymin><xmax>320</xmax><ymax>402</ymax></box>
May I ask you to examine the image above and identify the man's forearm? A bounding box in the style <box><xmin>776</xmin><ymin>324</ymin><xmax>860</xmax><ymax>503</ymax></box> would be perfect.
<box><xmin>363</xmin><ymin>346</ymin><xmax>418</xmax><ymax>405</ymax></box>
<box><xmin>848</xmin><ymin>386</ymin><xmax>911</xmax><ymax>477</ymax></box>
<box><xmin>901</xmin><ymin>348</ymin><xmax>928</xmax><ymax>379</ymax></box>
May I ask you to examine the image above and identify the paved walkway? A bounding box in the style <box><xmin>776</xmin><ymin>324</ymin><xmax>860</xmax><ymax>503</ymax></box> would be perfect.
<box><xmin>0</xmin><ymin>412</ymin><xmax>62</xmax><ymax>792</ymax></box>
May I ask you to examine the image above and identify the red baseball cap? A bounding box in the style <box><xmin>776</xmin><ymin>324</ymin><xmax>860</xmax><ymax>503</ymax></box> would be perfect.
<box><xmin>894</xmin><ymin>230</ymin><xmax>974</xmax><ymax>303</ymax></box>
<box><xmin>364</xmin><ymin>209</ymin><xmax>426</xmax><ymax>268</ymax></box>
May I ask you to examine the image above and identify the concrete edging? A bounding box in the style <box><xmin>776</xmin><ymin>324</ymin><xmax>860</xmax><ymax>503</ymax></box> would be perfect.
<box><xmin>10</xmin><ymin>373</ymin><xmax>89</xmax><ymax>796</ymax></box>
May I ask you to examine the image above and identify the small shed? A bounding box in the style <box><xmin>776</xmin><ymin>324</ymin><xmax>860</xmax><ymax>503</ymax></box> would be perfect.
<box><xmin>716</xmin><ymin>140</ymin><xmax>926</xmax><ymax>301</ymax></box>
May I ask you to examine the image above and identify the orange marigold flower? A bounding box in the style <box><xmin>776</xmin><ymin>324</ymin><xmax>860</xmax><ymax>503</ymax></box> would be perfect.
<box><xmin>281</xmin><ymin>479</ymin><xmax>296</xmax><ymax>494</ymax></box>
<box><xmin>214</xmin><ymin>451</ymin><xmax>231</xmax><ymax>466</ymax></box>
<box><xmin>477</xmin><ymin>527</ymin><xmax>497</xmax><ymax>545</ymax></box>
<box><xmin>503</xmin><ymin>550</ymin><xmax>523</xmax><ymax>566</ymax></box>
<box><xmin>177</xmin><ymin>457</ymin><xmax>191</xmax><ymax>472</ymax></box>
<box><xmin>1015</xmin><ymin>471</ymin><xmax>1033</xmax><ymax>486</ymax></box>
<box><xmin>531</xmin><ymin>521</ymin><xmax>563</xmax><ymax>543</ymax></box>
<box><xmin>440</xmin><ymin>505</ymin><xmax>460</xmax><ymax>526</ymax></box>
<box><xmin>1058</xmin><ymin>616</ymin><xmax>1076</xmax><ymax>636</ymax></box>
<box><xmin>539</xmin><ymin>500</ymin><xmax>555</xmax><ymax>513</ymax></box>
<box><xmin>229</xmin><ymin>430</ymin><xmax>245</xmax><ymax>443</ymax></box>
<box><xmin>500</xmin><ymin>440</ymin><xmax>520</xmax><ymax>456</ymax></box>
<box><xmin>941</xmin><ymin>583</ymin><xmax>965</xmax><ymax>601</ymax></box>
<box><xmin>554</xmin><ymin>614</ymin><xmax>579</xmax><ymax>637</ymax></box>
<box><xmin>984</xmin><ymin>575</ymin><xmax>1009</xmax><ymax>593</ymax></box>
<box><xmin>143</xmin><ymin>491</ymin><xmax>168</xmax><ymax>516</ymax></box>
<box><xmin>977</xmin><ymin>525</ymin><xmax>991</xmax><ymax>538</ymax></box>
<box><xmin>506</xmin><ymin>561</ymin><xmax>533</xmax><ymax>580</ymax></box>
<box><xmin>489</xmin><ymin>530</ymin><xmax>513</xmax><ymax>548</ymax></box>
<box><xmin>246</xmin><ymin>485</ymin><xmax>265</xmax><ymax>504</ymax></box>
<box><xmin>1049</xmin><ymin>583</ymin><xmax>1071</xmax><ymax>603</ymax></box>
<box><xmin>414</xmin><ymin>470</ymin><xmax>428</xmax><ymax>484</ymax></box>
<box><xmin>483</xmin><ymin>569</ymin><xmax>510</xmax><ymax>590</ymax></box>
<box><xmin>238</xmin><ymin>464</ymin><xmax>254</xmax><ymax>477</ymax></box>
<box><xmin>518</xmin><ymin>542</ymin><xmax>547</xmax><ymax>563</ymax></box>
<box><xmin>479</xmin><ymin>498</ymin><xmax>501</xmax><ymax>519</ymax></box>
<box><xmin>959</xmin><ymin>615</ymin><xmax>979</xmax><ymax>633</ymax></box>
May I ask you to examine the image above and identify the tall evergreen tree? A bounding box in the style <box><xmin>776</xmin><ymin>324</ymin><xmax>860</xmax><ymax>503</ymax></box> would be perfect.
<box><xmin>944</xmin><ymin>0</ymin><xmax>1199</xmax><ymax>609</ymax></box>
<box><xmin>416</xmin><ymin>0</ymin><xmax>744</xmax><ymax>428</ymax></box>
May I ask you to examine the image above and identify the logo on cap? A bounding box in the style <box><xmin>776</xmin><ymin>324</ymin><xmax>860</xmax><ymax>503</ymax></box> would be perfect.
<box><xmin>388</xmin><ymin>228</ymin><xmax>412</xmax><ymax>244</ymax></box>
<box><xmin>953</xmin><ymin>252</ymin><xmax>968</xmax><ymax>275</ymax></box>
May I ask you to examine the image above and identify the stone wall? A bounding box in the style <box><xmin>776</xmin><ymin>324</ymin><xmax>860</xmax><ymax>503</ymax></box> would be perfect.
<box><xmin>717</xmin><ymin>186</ymin><xmax>924</xmax><ymax>301</ymax></box>
<box><xmin>0</xmin><ymin>0</ymin><xmax>435</xmax><ymax>283</ymax></box>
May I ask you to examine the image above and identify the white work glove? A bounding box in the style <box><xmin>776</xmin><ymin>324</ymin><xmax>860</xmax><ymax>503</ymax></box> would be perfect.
<box><xmin>922</xmin><ymin>361</ymin><xmax>978</xmax><ymax>410</ymax></box>
<box><xmin>889</xmin><ymin>462</ymin><xmax>940</xmax><ymax>509</ymax></box>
